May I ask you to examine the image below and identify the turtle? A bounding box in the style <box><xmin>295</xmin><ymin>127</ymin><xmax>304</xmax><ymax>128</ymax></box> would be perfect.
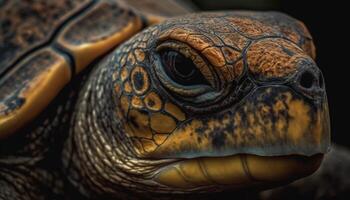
<box><xmin>0</xmin><ymin>0</ymin><xmax>331</xmax><ymax>199</ymax></box>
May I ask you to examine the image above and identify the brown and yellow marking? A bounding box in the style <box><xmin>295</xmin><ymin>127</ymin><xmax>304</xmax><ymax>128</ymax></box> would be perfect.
<box><xmin>119</xmin><ymin>95</ymin><xmax>129</xmax><ymax>117</ymax></box>
<box><xmin>164</xmin><ymin>102</ymin><xmax>185</xmax><ymax>121</ymax></box>
<box><xmin>287</xmin><ymin>99</ymin><xmax>311</xmax><ymax>144</ymax></box>
<box><xmin>120</xmin><ymin>55</ymin><xmax>127</xmax><ymax>66</ymax></box>
<box><xmin>127</xmin><ymin>53</ymin><xmax>136</xmax><ymax>65</ymax></box>
<box><xmin>130</xmin><ymin>66</ymin><xmax>150</xmax><ymax>95</ymax></box>
<box><xmin>140</xmin><ymin>139</ymin><xmax>158</xmax><ymax>153</ymax></box>
<box><xmin>56</xmin><ymin>1</ymin><xmax>143</xmax><ymax>74</ymax></box>
<box><xmin>221</xmin><ymin>47</ymin><xmax>241</xmax><ymax>64</ymax></box>
<box><xmin>143</xmin><ymin>86</ymin><xmax>328</xmax><ymax>159</ymax></box>
<box><xmin>247</xmin><ymin>38</ymin><xmax>307</xmax><ymax>79</ymax></box>
<box><xmin>126</xmin><ymin>109</ymin><xmax>152</xmax><ymax>139</ymax></box>
<box><xmin>153</xmin><ymin>133</ymin><xmax>169</xmax><ymax>145</ymax></box>
<box><xmin>134</xmin><ymin>49</ymin><xmax>145</xmax><ymax>62</ymax></box>
<box><xmin>131</xmin><ymin>96</ymin><xmax>144</xmax><ymax>109</ymax></box>
<box><xmin>120</xmin><ymin>67</ymin><xmax>129</xmax><ymax>82</ymax></box>
<box><xmin>144</xmin><ymin>92</ymin><xmax>163</xmax><ymax>111</ymax></box>
<box><xmin>0</xmin><ymin>48</ymin><xmax>71</xmax><ymax>138</ymax></box>
<box><xmin>170</xmin><ymin>28</ymin><xmax>190</xmax><ymax>41</ymax></box>
<box><xmin>150</xmin><ymin>113</ymin><xmax>176</xmax><ymax>134</ymax></box>
<box><xmin>226</xmin><ymin>16</ymin><xmax>275</xmax><ymax>38</ymax></box>
<box><xmin>201</xmin><ymin>47</ymin><xmax>226</xmax><ymax>67</ymax></box>
<box><xmin>217</xmin><ymin>32</ymin><xmax>249</xmax><ymax>50</ymax></box>
<box><xmin>123</xmin><ymin>81</ymin><xmax>132</xmax><ymax>93</ymax></box>
<box><xmin>186</xmin><ymin>34</ymin><xmax>212</xmax><ymax>51</ymax></box>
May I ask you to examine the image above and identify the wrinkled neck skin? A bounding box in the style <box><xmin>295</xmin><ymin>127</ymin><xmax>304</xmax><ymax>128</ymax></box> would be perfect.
<box><xmin>63</xmin><ymin>53</ymin><xmax>185</xmax><ymax>198</ymax></box>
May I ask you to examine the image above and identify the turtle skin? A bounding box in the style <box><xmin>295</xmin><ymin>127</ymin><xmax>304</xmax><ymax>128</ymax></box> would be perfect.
<box><xmin>0</xmin><ymin>1</ymin><xmax>330</xmax><ymax>200</ymax></box>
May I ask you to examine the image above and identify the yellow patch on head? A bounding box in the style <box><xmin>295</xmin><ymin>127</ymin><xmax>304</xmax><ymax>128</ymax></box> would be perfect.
<box><xmin>164</xmin><ymin>102</ymin><xmax>186</xmax><ymax>121</ymax></box>
<box><xmin>130</xmin><ymin>66</ymin><xmax>149</xmax><ymax>95</ymax></box>
<box><xmin>140</xmin><ymin>139</ymin><xmax>158</xmax><ymax>153</ymax></box>
<box><xmin>153</xmin><ymin>133</ymin><xmax>169</xmax><ymax>145</ymax></box>
<box><xmin>123</xmin><ymin>81</ymin><xmax>132</xmax><ymax>93</ymax></box>
<box><xmin>127</xmin><ymin>109</ymin><xmax>152</xmax><ymax>139</ymax></box>
<box><xmin>120</xmin><ymin>67</ymin><xmax>129</xmax><ymax>82</ymax></box>
<box><xmin>131</xmin><ymin>96</ymin><xmax>144</xmax><ymax>109</ymax></box>
<box><xmin>127</xmin><ymin>53</ymin><xmax>136</xmax><ymax>65</ymax></box>
<box><xmin>119</xmin><ymin>95</ymin><xmax>129</xmax><ymax>117</ymax></box>
<box><xmin>287</xmin><ymin>99</ymin><xmax>310</xmax><ymax>144</ymax></box>
<box><xmin>150</xmin><ymin>113</ymin><xmax>176</xmax><ymax>133</ymax></box>
<box><xmin>134</xmin><ymin>49</ymin><xmax>145</xmax><ymax>62</ymax></box>
<box><xmin>144</xmin><ymin>92</ymin><xmax>163</xmax><ymax>111</ymax></box>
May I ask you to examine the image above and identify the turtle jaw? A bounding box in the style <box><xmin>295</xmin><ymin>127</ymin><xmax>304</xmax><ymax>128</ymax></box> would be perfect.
<box><xmin>142</xmin><ymin>85</ymin><xmax>330</xmax><ymax>191</ymax></box>
<box><xmin>145</xmin><ymin>85</ymin><xmax>331</xmax><ymax>159</ymax></box>
<box><xmin>154</xmin><ymin>154</ymin><xmax>323</xmax><ymax>191</ymax></box>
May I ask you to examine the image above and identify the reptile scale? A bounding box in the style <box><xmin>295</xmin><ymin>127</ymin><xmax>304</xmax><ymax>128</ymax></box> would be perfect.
<box><xmin>0</xmin><ymin>0</ymin><xmax>330</xmax><ymax>199</ymax></box>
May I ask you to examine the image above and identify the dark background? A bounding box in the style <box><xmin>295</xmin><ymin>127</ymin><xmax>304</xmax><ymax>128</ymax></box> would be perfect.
<box><xmin>189</xmin><ymin>0</ymin><xmax>349</xmax><ymax>147</ymax></box>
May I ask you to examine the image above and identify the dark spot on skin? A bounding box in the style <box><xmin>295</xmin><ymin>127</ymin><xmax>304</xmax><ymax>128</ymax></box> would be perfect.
<box><xmin>128</xmin><ymin>115</ymin><xmax>139</xmax><ymax>129</ymax></box>
<box><xmin>195</xmin><ymin>126</ymin><xmax>207</xmax><ymax>136</ymax></box>
<box><xmin>139</xmin><ymin>110</ymin><xmax>149</xmax><ymax>115</ymax></box>
<box><xmin>1</xmin><ymin>95</ymin><xmax>25</xmax><ymax>115</ymax></box>
<box><xmin>281</xmin><ymin>45</ymin><xmax>295</xmax><ymax>56</ymax></box>
<box><xmin>197</xmin><ymin>137</ymin><xmax>202</xmax><ymax>144</ymax></box>
<box><xmin>133</xmin><ymin>72</ymin><xmax>144</xmax><ymax>91</ymax></box>
<box><xmin>147</xmin><ymin>99</ymin><xmax>155</xmax><ymax>107</ymax></box>
<box><xmin>211</xmin><ymin>130</ymin><xmax>226</xmax><ymax>149</ymax></box>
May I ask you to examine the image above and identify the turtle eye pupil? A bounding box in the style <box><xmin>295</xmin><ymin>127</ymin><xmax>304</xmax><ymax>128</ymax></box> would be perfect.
<box><xmin>171</xmin><ymin>53</ymin><xmax>195</xmax><ymax>78</ymax></box>
<box><xmin>160</xmin><ymin>50</ymin><xmax>208</xmax><ymax>86</ymax></box>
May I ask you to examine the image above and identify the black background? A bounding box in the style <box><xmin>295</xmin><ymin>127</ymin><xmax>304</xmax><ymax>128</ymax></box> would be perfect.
<box><xmin>190</xmin><ymin>0</ymin><xmax>349</xmax><ymax>147</ymax></box>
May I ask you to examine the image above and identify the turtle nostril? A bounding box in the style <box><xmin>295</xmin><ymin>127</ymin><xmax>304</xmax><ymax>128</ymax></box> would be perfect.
<box><xmin>299</xmin><ymin>71</ymin><xmax>315</xmax><ymax>89</ymax></box>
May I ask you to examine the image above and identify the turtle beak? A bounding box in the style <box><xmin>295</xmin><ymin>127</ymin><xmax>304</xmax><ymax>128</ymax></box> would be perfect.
<box><xmin>147</xmin><ymin>58</ymin><xmax>331</xmax><ymax>158</ymax></box>
<box><xmin>151</xmin><ymin>74</ymin><xmax>330</xmax><ymax>190</ymax></box>
<box><xmin>148</xmin><ymin>84</ymin><xmax>330</xmax><ymax>158</ymax></box>
<box><xmin>145</xmin><ymin>55</ymin><xmax>330</xmax><ymax>190</ymax></box>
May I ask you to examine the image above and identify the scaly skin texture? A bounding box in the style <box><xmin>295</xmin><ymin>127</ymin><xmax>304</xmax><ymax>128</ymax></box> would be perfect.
<box><xmin>0</xmin><ymin>0</ymin><xmax>193</xmax><ymax>199</ymax></box>
<box><xmin>63</xmin><ymin>12</ymin><xmax>329</xmax><ymax>199</ymax></box>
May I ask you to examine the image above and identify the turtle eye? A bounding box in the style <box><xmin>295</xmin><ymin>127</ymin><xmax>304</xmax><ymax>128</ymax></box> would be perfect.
<box><xmin>160</xmin><ymin>50</ymin><xmax>209</xmax><ymax>86</ymax></box>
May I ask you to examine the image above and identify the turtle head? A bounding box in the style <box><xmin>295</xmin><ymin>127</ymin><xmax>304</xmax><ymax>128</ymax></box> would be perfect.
<box><xmin>77</xmin><ymin>12</ymin><xmax>330</xmax><ymax>196</ymax></box>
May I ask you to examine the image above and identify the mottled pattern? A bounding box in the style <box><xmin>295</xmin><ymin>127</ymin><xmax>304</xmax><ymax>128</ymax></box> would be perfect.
<box><xmin>151</xmin><ymin>87</ymin><xmax>329</xmax><ymax>158</ymax></box>
<box><xmin>0</xmin><ymin>2</ymin><xmax>331</xmax><ymax>199</ymax></box>
<box><xmin>124</xmin><ymin>0</ymin><xmax>194</xmax><ymax>17</ymax></box>
<box><xmin>0</xmin><ymin>0</ymin><xmax>90</xmax><ymax>75</ymax></box>
<box><xmin>61</xmin><ymin>1</ymin><xmax>135</xmax><ymax>45</ymax></box>
<box><xmin>0</xmin><ymin>0</ymin><xmax>145</xmax><ymax>138</ymax></box>
<box><xmin>62</xmin><ymin>11</ymin><xmax>329</xmax><ymax>198</ymax></box>
<box><xmin>0</xmin><ymin>49</ymin><xmax>62</xmax><ymax>114</ymax></box>
<box><xmin>247</xmin><ymin>38</ymin><xmax>308</xmax><ymax>80</ymax></box>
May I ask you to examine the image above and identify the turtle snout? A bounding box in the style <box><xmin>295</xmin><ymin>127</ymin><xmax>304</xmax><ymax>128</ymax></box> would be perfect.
<box><xmin>292</xmin><ymin>62</ymin><xmax>325</xmax><ymax>100</ymax></box>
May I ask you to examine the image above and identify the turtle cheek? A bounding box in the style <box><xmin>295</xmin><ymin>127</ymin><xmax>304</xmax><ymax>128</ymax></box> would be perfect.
<box><xmin>145</xmin><ymin>86</ymin><xmax>330</xmax><ymax>159</ymax></box>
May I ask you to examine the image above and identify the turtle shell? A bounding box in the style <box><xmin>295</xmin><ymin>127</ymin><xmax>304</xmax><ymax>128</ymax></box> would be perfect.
<box><xmin>0</xmin><ymin>0</ymin><xmax>191</xmax><ymax>138</ymax></box>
